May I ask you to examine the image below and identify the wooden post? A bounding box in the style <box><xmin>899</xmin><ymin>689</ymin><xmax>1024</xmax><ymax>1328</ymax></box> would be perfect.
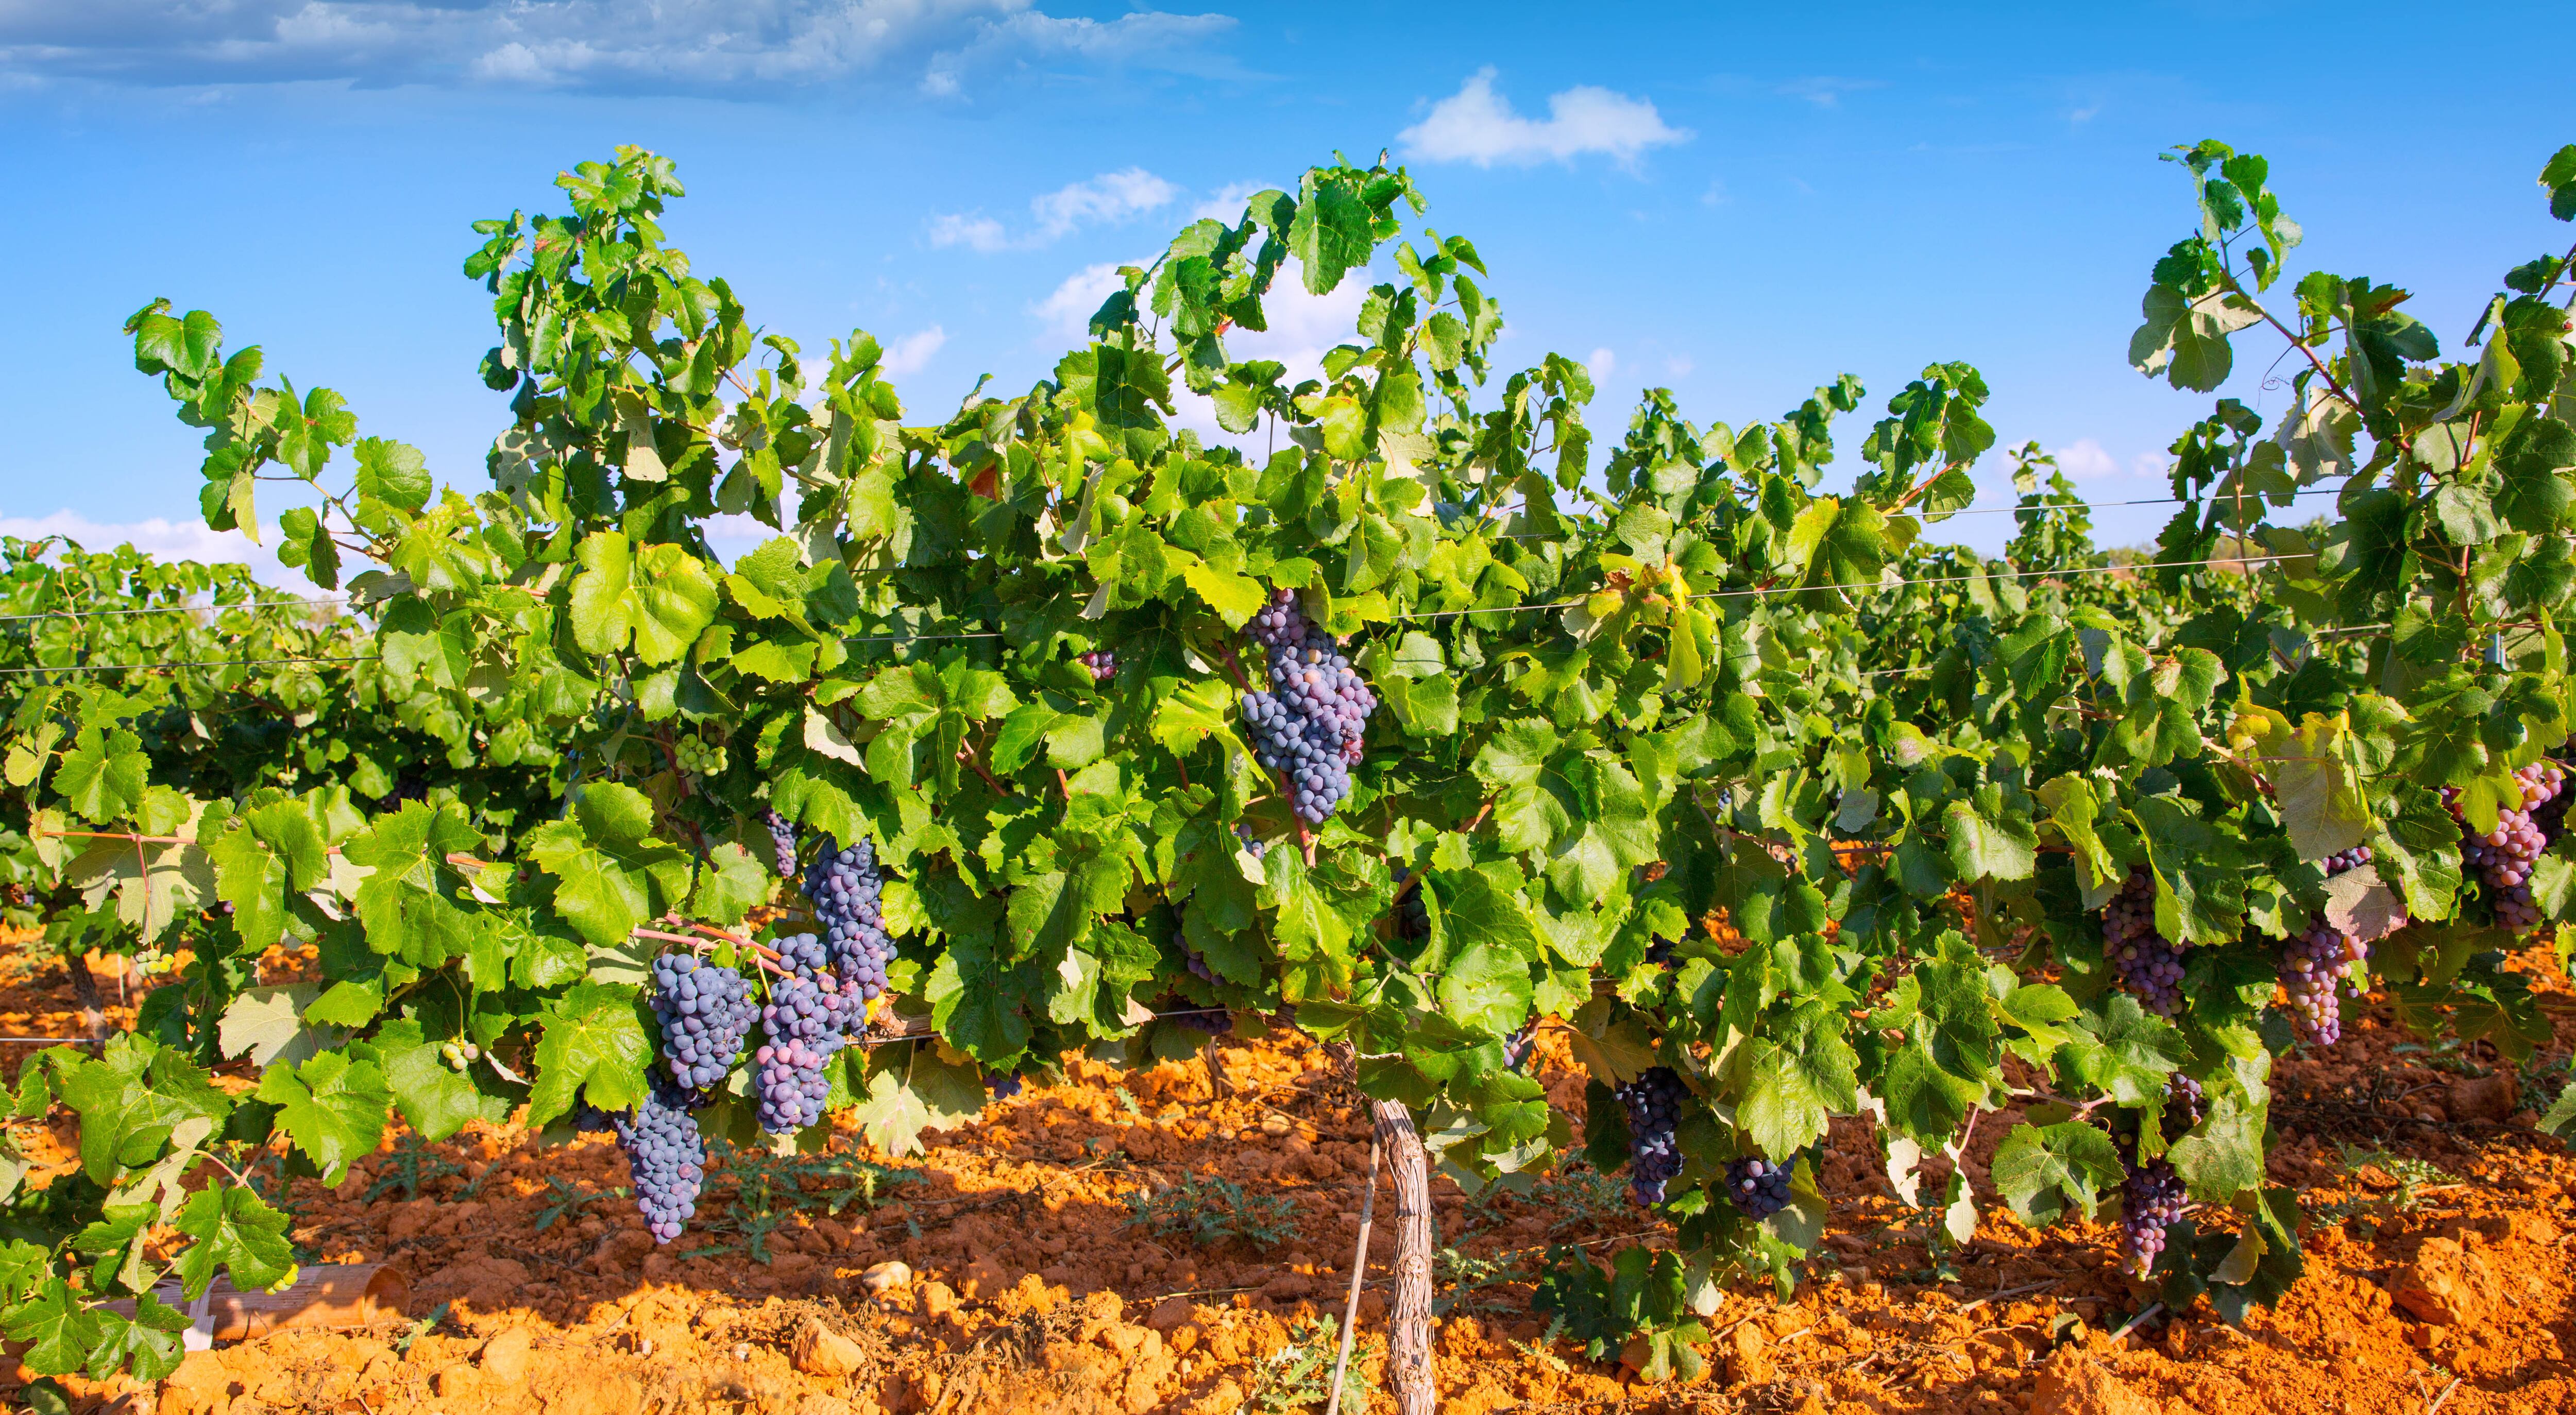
<box><xmin>65</xmin><ymin>952</ymin><xmax>105</xmax><ymax>1039</ymax></box>
<box><xmin>1370</xmin><ymin>1097</ymin><xmax>1436</xmax><ymax>1414</ymax></box>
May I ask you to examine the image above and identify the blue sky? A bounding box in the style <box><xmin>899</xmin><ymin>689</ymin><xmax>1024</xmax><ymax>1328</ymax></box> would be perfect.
<box><xmin>4</xmin><ymin>2</ymin><xmax>2571</xmax><ymax>575</ymax></box>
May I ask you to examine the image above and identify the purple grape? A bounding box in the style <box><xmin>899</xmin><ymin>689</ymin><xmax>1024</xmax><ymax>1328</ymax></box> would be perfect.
<box><xmin>762</xmin><ymin>807</ymin><xmax>800</xmax><ymax>878</ymax></box>
<box><xmin>754</xmin><ymin>971</ymin><xmax>862</xmax><ymax>1132</ymax></box>
<box><xmin>2117</xmin><ymin>1157</ymin><xmax>2187</xmax><ymax>1277</ymax></box>
<box><xmin>1725</xmin><ymin>1156</ymin><xmax>1793</xmax><ymax>1219</ymax></box>
<box><xmin>2101</xmin><ymin>866</ymin><xmax>2187</xmax><ymax>1016</ymax></box>
<box><xmin>1503</xmin><ymin>1027</ymin><xmax>1535</xmax><ymax>1071</ymax></box>
<box><xmin>803</xmin><ymin>834</ymin><xmax>893</xmax><ymax>1000</ymax></box>
<box><xmin>1078</xmin><ymin>650</ymin><xmax>1117</xmax><ymax>684</ymax></box>
<box><xmin>2278</xmin><ymin>914</ymin><xmax>2364</xmax><ymax>1047</ymax></box>
<box><xmin>2446</xmin><ymin>761</ymin><xmax>2565</xmax><ymax>931</ymax></box>
<box><xmin>1240</xmin><ymin>588</ymin><xmax>1375</xmax><ymax>825</ymax></box>
<box><xmin>649</xmin><ymin>953</ymin><xmax>756</xmax><ymax>1092</ymax></box>
<box><xmin>1614</xmin><ymin>1067</ymin><xmax>1688</xmax><ymax>1206</ymax></box>
<box><xmin>609</xmin><ymin>1078</ymin><xmax>706</xmax><ymax>1244</ymax></box>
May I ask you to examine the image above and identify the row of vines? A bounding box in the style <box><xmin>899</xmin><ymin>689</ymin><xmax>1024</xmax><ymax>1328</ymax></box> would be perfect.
<box><xmin>2</xmin><ymin>137</ymin><xmax>2574</xmax><ymax>1397</ymax></box>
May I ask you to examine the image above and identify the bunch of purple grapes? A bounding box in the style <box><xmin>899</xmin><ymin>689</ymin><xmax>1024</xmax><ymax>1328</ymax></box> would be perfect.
<box><xmin>2445</xmin><ymin>760</ymin><xmax>2567</xmax><ymax>930</ymax></box>
<box><xmin>1725</xmin><ymin>1157</ymin><xmax>1794</xmax><ymax>1220</ymax></box>
<box><xmin>1503</xmin><ymin>1026</ymin><xmax>1536</xmax><ymax>1071</ymax></box>
<box><xmin>1078</xmin><ymin>650</ymin><xmax>1117</xmax><ymax>684</ymax></box>
<box><xmin>2323</xmin><ymin>844</ymin><xmax>2372</xmax><ymax>877</ymax></box>
<box><xmin>1615</xmin><ymin>1067</ymin><xmax>1689</xmax><ymax>1206</ymax></box>
<box><xmin>1240</xmin><ymin>588</ymin><xmax>1376</xmax><ymax>825</ymax></box>
<box><xmin>649</xmin><ymin>953</ymin><xmax>756</xmax><ymax>1092</ymax></box>
<box><xmin>1391</xmin><ymin>866</ymin><xmax>1430</xmax><ymax>942</ymax></box>
<box><xmin>2278</xmin><ymin>914</ymin><xmax>2363</xmax><ymax>1046</ymax></box>
<box><xmin>762</xmin><ymin>808</ymin><xmax>800</xmax><ymax>878</ymax></box>
<box><xmin>608</xmin><ymin>1078</ymin><xmax>706</xmax><ymax>1244</ymax></box>
<box><xmin>985</xmin><ymin>1070</ymin><xmax>1024</xmax><ymax>1101</ymax></box>
<box><xmin>2160</xmin><ymin>1073</ymin><xmax>2207</xmax><ymax>1134</ymax></box>
<box><xmin>1165</xmin><ymin>925</ymin><xmax>1230</xmax><ymax>1033</ymax></box>
<box><xmin>2101</xmin><ymin>865</ymin><xmax>2188</xmax><ymax>1016</ymax></box>
<box><xmin>753</xmin><ymin>971</ymin><xmax>862</xmax><ymax>1132</ymax></box>
<box><xmin>803</xmin><ymin>834</ymin><xmax>893</xmax><ymax>1000</ymax></box>
<box><xmin>1236</xmin><ymin>825</ymin><xmax>1269</xmax><ymax>860</ymax></box>
<box><xmin>2116</xmin><ymin>1156</ymin><xmax>2188</xmax><ymax>1277</ymax></box>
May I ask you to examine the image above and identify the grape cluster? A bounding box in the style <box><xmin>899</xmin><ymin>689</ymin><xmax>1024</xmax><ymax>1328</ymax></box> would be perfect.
<box><xmin>762</xmin><ymin>808</ymin><xmax>800</xmax><ymax>878</ymax></box>
<box><xmin>1078</xmin><ymin>651</ymin><xmax>1117</xmax><ymax>684</ymax></box>
<box><xmin>1725</xmin><ymin>1157</ymin><xmax>1794</xmax><ymax>1220</ymax></box>
<box><xmin>2278</xmin><ymin>913</ymin><xmax>2363</xmax><ymax>1047</ymax></box>
<box><xmin>986</xmin><ymin>1071</ymin><xmax>1024</xmax><ymax>1101</ymax></box>
<box><xmin>1236</xmin><ymin>825</ymin><xmax>1269</xmax><ymax>860</ymax></box>
<box><xmin>753</xmin><ymin>973</ymin><xmax>862</xmax><ymax>1132</ymax></box>
<box><xmin>803</xmin><ymin>834</ymin><xmax>893</xmax><ymax>999</ymax></box>
<box><xmin>612</xmin><ymin>1079</ymin><xmax>707</xmax><ymax>1244</ymax></box>
<box><xmin>2160</xmin><ymin>1073</ymin><xmax>2207</xmax><ymax>1134</ymax></box>
<box><xmin>1615</xmin><ymin>1067</ymin><xmax>1688</xmax><ymax>1206</ymax></box>
<box><xmin>674</xmin><ymin>732</ymin><xmax>727</xmax><ymax>779</ymax></box>
<box><xmin>1503</xmin><ymin>1027</ymin><xmax>1536</xmax><ymax>1071</ymax></box>
<box><xmin>2101</xmin><ymin>866</ymin><xmax>2188</xmax><ymax>1016</ymax></box>
<box><xmin>649</xmin><ymin>953</ymin><xmax>757</xmax><ymax>1091</ymax></box>
<box><xmin>2117</xmin><ymin>1157</ymin><xmax>2188</xmax><ymax>1277</ymax></box>
<box><xmin>771</xmin><ymin>931</ymin><xmax>833</xmax><ymax>978</ymax></box>
<box><xmin>1391</xmin><ymin>866</ymin><xmax>1430</xmax><ymax>943</ymax></box>
<box><xmin>2323</xmin><ymin>845</ymin><xmax>2372</xmax><ymax>877</ymax></box>
<box><xmin>2445</xmin><ymin>760</ymin><xmax>2567</xmax><ymax>930</ymax></box>
<box><xmin>1170</xmin><ymin>1007</ymin><xmax>1231</xmax><ymax>1035</ymax></box>
<box><xmin>1240</xmin><ymin>588</ymin><xmax>1377</xmax><ymax>824</ymax></box>
<box><xmin>373</xmin><ymin>775</ymin><xmax>427</xmax><ymax>815</ymax></box>
<box><xmin>438</xmin><ymin>1037</ymin><xmax>481</xmax><ymax>1073</ymax></box>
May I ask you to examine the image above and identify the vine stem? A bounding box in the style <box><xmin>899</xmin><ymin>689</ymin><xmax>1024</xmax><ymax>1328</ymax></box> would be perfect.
<box><xmin>1369</xmin><ymin>1097</ymin><xmax>1436</xmax><ymax>1415</ymax></box>
<box><xmin>631</xmin><ymin>927</ymin><xmax>787</xmax><ymax>973</ymax></box>
<box><xmin>956</xmin><ymin>744</ymin><xmax>1013</xmax><ymax>797</ymax></box>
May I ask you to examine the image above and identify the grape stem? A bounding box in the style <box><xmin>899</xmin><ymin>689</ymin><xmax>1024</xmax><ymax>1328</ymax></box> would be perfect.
<box><xmin>956</xmin><ymin>744</ymin><xmax>1014</xmax><ymax>797</ymax></box>
<box><xmin>630</xmin><ymin>927</ymin><xmax>789</xmax><ymax>975</ymax></box>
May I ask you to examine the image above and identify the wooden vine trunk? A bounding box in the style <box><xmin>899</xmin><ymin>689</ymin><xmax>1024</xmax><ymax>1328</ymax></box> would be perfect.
<box><xmin>1369</xmin><ymin>1097</ymin><xmax>1437</xmax><ymax>1414</ymax></box>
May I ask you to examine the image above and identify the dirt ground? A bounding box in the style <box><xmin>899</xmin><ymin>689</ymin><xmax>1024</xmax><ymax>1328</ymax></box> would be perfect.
<box><xmin>1</xmin><ymin>934</ymin><xmax>2571</xmax><ymax>1415</ymax></box>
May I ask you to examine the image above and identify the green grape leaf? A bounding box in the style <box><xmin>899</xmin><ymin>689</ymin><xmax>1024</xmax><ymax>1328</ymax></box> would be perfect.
<box><xmin>1990</xmin><ymin>1121</ymin><xmax>2124</xmax><ymax>1225</ymax></box>
<box><xmin>52</xmin><ymin>727</ymin><xmax>148</xmax><ymax>824</ymax></box>
<box><xmin>171</xmin><ymin>1186</ymin><xmax>296</xmax><ymax>1301</ymax></box>
<box><xmin>522</xmin><ymin>783</ymin><xmax>691</xmax><ymax>946</ymax></box>
<box><xmin>253</xmin><ymin>1050</ymin><xmax>391</xmax><ymax>1188</ymax></box>
<box><xmin>524</xmin><ymin>983</ymin><xmax>652</xmax><ymax>1129</ymax></box>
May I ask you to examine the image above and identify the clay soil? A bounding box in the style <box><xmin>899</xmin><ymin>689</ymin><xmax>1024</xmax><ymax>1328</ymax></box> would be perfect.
<box><xmin>2</xmin><ymin>935</ymin><xmax>2572</xmax><ymax>1415</ymax></box>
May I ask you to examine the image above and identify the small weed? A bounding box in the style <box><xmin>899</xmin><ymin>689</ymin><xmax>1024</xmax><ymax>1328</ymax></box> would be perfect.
<box><xmin>1114</xmin><ymin>1086</ymin><xmax>1144</xmax><ymax>1117</ymax></box>
<box><xmin>1432</xmin><ymin>1246</ymin><xmax>1531</xmax><ymax>1315</ymax></box>
<box><xmin>1532</xmin><ymin>1162</ymin><xmax>1630</xmax><ymax>1236</ymax></box>
<box><xmin>1242</xmin><ymin>1315</ymin><xmax>1368</xmax><ymax>1412</ymax></box>
<box><xmin>532</xmin><ymin>1175</ymin><xmax>618</xmax><ymax>1232</ymax></box>
<box><xmin>1123</xmin><ymin>1174</ymin><xmax>1299</xmax><ymax>1250</ymax></box>
<box><xmin>393</xmin><ymin>1301</ymin><xmax>452</xmax><ymax>1354</ymax></box>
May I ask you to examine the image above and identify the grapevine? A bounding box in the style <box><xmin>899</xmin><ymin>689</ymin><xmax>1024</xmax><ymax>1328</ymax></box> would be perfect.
<box><xmin>0</xmin><ymin>135</ymin><xmax>2566</xmax><ymax>1386</ymax></box>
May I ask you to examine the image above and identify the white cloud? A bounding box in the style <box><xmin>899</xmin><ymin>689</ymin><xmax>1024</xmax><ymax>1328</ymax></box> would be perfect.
<box><xmin>2133</xmin><ymin>451</ymin><xmax>2171</xmax><ymax>480</ymax></box>
<box><xmin>879</xmin><ymin>325</ymin><xmax>947</xmax><ymax>376</ymax></box>
<box><xmin>0</xmin><ymin>508</ymin><xmax>298</xmax><ymax>586</ymax></box>
<box><xmin>931</xmin><ymin>167</ymin><xmax>1177</xmax><ymax>252</ymax></box>
<box><xmin>1777</xmin><ymin>76</ymin><xmax>1886</xmax><ymax>108</ymax></box>
<box><xmin>1192</xmin><ymin>180</ymin><xmax>1263</xmax><ymax>224</ymax></box>
<box><xmin>1664</xmin><ymin>355</ymin><xmax>1694</xmax><ymax>378</ymax></box>
<box><xmin>2050</xmin><ymin>438</ymin><xmax>2122</xmax><ymax>481</ymax></box>
<box><xmin>1032</xmin><ymin>260</ymin><xmax>1142</xmax><ymax>344</ymax></box>
<box><xmin>1399</xmin><ymin>68</ymin><xmax>1689</xmax><ymax>168</ymax></box>
<box><xmin>1588</xmin><ymin>347</ymin><xmax>1615</xmax><ymax>377</ymax></box>
<box><xmin>0</xmin><ymin>1</ymin><xmax>1235</xmax><ymax>95</ymax></box>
